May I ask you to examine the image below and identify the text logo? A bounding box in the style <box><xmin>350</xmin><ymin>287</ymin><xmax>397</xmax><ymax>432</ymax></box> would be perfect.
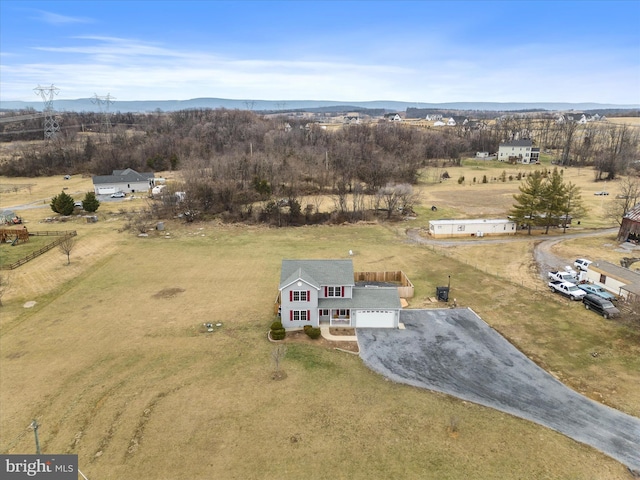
<box><xmin>1</xmin><ymin>455</ymin><xmax>77</xmax><ymax>479</ymax></box>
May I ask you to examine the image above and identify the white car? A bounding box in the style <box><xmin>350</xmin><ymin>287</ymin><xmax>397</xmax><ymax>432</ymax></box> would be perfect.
<box><xmin>574</xmin><ymin>258</ymin><xmax>592</xmax><ymax>271</ymax></box>
<box><xmin>111</xmin><ymin>191</ymin><xmax>126</xmax><ymax>198</ymax></box>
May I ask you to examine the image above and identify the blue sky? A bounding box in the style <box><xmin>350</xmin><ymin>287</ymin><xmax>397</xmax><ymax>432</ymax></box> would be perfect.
<box><xmin>1</xmin><ymin>1</ymin><xmax>639</xmax><ymax>104</ymax></box>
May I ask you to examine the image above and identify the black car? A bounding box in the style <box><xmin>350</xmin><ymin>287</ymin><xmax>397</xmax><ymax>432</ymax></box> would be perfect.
<box><xmin>582</xmin><ymin>294</ymin><xmax>620</xmax><ymax>319</ymax></box>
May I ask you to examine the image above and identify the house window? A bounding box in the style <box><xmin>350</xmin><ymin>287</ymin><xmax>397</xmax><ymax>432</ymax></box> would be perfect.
<box><xmin>327</xmin><ymin>286</ymin><xmax>340</xmax><ymax>297</ymax></box>
<box><xmin>457</xmin><ymin>225</ymin><xmax>465</xmax><ymax>231</ymax></box>
<box><xmin>292</xmin><ymin>310</ymin><xmax>308</xmax><ymax>321</ymax></box>
<box><xmin>599</xmin><ymin>274</ymin><xmax>607</xmax><ymax>284</ymax></box>
<box><xmin>292</xmin><ymin>290</ymin><xmax>308</xmax><ymax>302</ymax></box>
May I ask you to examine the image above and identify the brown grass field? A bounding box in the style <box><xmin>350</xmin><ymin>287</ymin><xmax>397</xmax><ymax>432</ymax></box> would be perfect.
<box><xmin>1</xmin><ymin>161</ymin><xmax>639</xmax><ymax>479</ymax></box>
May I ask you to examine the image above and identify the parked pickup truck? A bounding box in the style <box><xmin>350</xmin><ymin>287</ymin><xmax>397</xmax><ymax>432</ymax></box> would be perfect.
<box><xmin>549</xmin><ymin>281</ymin><xmax>587</xmax><ymax>300</ymax></box>
<box><xmin>548</xmin><ymin>270</ymin><xmax>578</xmax><ymax>284</ymax></box>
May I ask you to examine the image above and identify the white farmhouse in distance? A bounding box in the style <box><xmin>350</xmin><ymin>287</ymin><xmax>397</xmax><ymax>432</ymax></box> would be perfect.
<box><xmin>497</xmin><ymin>139</ymin><xmax>540</xmax><ymax>164</ymax></box>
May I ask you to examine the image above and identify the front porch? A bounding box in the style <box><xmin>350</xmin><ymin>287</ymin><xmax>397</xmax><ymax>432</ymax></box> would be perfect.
<box><xmin>319</xmin><ymin>308</ymin><xmax>352</xmax><ymax>327</ymax></box>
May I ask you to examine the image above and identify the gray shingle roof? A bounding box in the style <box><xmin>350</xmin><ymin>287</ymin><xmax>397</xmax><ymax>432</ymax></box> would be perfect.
<box><xmin>280</xmin><ymin>259</ymin><xmax>355</xmax><ymax>290</ymax></box>
<box><xmin>318</xmin><ymin>286</ymin><xmax>401</xmax><ymax>309</ymax></box>
<box><xmin>500</xmin><ymin>139</ymin><xmax>533</xmax><ymax>147</ymax></box>
<box><xmin>92</xmin><ymin>168</ymin><xmax>155</xmax><ymax>185</ymax></box>
<box><xmin>591</xmin><ymin>260</ymin><xmax>640</xmax><ymax>285</ymax></box>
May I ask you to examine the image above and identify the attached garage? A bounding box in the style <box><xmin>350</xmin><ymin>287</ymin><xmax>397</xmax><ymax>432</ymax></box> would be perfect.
<box><xmin>355</xmin><ymin>309</ymin><xmax>398</xmax><ymax>328</ymax></box>
<box><xmin>96</xmin><ymin>187</ymin><xmax>116</xmax><ymax>195</ymax></box>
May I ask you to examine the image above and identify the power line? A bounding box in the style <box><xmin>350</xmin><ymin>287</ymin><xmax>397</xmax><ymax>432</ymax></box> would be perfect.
<box><xmin>92</xmin><ymin>93</ymin><xmax>116</xmax><ymax>133</ymax></box>
<box><xmin>33</xmin><ymin>84</ymin><xmax>61</xmax><ymax>139</ymax></box>
<box><xmin>0</xmin><ymin>113</ymin><xmax>45</xmax><ymax>124</ymax></box>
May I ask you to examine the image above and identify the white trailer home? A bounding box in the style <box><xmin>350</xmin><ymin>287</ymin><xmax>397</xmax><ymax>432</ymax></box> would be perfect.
<box><xmin>584</xmin><ymin>260</ymin><xmax>640</xmax><ymax>301</ymax></box>
<box><xmin>428</xmin><ymin>219</ymin><xmax>516</xmax><ymax>238</ymax></box>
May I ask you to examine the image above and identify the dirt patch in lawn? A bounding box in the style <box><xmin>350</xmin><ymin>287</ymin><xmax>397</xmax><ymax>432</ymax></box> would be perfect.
<box><xmin>152</xmin><ymin>287</ymin><xmax>185</xmax><ymax>299</ymax></box>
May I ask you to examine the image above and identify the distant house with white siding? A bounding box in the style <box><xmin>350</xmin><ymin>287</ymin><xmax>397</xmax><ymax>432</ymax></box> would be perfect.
<box><xmin>498</xmin><ymin>139</ymin><xmax>540</xmax><ymax>164</ymax></box>
<box><xmin>428</xmin><ymin>219</ymin><xmax>516</xmax><ymax>238</ymax></box>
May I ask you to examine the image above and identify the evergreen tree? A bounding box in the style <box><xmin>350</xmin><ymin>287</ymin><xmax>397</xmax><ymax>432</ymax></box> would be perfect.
<box><xmin>540</xmin><ymin>168</ymin><xmax>568</xmax><ymax>234</ymax></box>
<box><xmin>50</xmin><ymin>191</ymin><xmax>75</xmax><ymax>216</ymax></box>
<box><xmin>510</xmin><ymin>170</ymin><xmax>545</xmax><ymax>235</ymax></box>
<box><xmin>559</xmin><ymin>182</ymin><xmax>586</xmax><ymax>233</ymax></box>
<box><xmin>82</xmin><ymin>192</ymin><xmax>100</xmax><ymax>213</ymax></box>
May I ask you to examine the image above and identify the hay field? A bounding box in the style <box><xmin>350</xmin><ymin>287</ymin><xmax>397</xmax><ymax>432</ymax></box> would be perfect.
<box><xmin>1</xmin><ymin>171</ymin><xmax>639</xmax><ymax>479</ymax></box>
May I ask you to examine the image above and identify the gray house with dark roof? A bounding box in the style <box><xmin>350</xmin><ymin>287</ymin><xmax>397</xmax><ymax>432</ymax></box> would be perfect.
<box><xmin>278</xmin><ymin>259</ymin><xmax>401</xmax><ymax>329</ymax></box>
<box><xmin>92</xmin><ymin>168</ymin><xmax>155</xmax><ymax>195</ymax></box>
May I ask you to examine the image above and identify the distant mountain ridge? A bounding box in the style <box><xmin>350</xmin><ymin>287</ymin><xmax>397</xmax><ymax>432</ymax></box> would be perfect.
<box><xmin>1</xmin><ymin>97</ymin><xmax>638</xmax><ymax>113</ymax></box>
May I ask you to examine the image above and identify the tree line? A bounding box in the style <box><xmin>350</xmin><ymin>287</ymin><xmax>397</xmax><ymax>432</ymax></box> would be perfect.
<box><xmin>0</xmin><ymin>107</ymin><xmax>638</xmax><ymax>226</ymax></box>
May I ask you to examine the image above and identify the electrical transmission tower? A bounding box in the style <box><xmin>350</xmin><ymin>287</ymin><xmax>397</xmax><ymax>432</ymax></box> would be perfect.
<box><xmin>92</xmin><ymin>93</ymin><xmax>116</xmax><ymax>133</ymax></box>
<box><xmin>33</xmin><ymin>84</ymin><xmax>61</xmax><ymax>139</ymax></box>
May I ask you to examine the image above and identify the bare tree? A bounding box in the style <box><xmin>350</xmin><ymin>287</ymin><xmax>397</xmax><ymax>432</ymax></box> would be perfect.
<box><xmin>377</xmin><ymin>183</ymin><xmax>413</xmax><ymax>219</ymax></box>
<box><xmin>559</xmin><ymin>120</ymin><xmax>579</xmax><ymax>166</ymax></box>
<box><xmin>271</xmin><ymin>344</ymin><xmax>287</xmax><ymax>377</ymax></box>
<box><xmin>58</xmin><ymin>235</ymin><xmax>76</xmax><ymax>265</ymax></box>
<box><xmin>606</xmin><ymin>176</ymin><xmax>640</xmax><ymax>226</ymax></box>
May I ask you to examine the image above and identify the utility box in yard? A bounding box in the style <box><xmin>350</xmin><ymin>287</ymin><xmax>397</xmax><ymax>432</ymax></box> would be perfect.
<box><xmin>436</xmin><ymin>286</ymin><xmax>450</xmax><ymax>302</ymax></box>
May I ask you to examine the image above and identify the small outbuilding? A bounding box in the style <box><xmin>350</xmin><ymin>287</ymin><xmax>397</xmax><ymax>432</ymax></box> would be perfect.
<box><xmin>617</xmin><ymin>203</ymin><xmax>640</xmax><ymax>242</ymax></box>
<box><xmin>428</xmin><ymin>219</ymin><xmax>516</xmax><ymax>238</ymax></box>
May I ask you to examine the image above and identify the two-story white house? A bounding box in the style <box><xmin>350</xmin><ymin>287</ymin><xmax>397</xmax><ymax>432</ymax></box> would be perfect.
<box><xmin>497</xmin><ymin>139</ymin><xmax>540</xmax><ymax>164</ymax></box>
<box><xmin>278</xmin><ymin>259</ymin><xmax>402</xmax><ymax>329</ymax></box>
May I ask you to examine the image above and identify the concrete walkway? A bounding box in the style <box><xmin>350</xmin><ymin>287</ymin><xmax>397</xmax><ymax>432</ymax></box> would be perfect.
<box><xmin>320</xmin><ymin>326</ymin><xmax>357</xmax><ymax>342</ymax></box>
<box><xmin>358</xmin><ymin>308</ymin><xmax>640</xmax><ymax>473</ymax></box>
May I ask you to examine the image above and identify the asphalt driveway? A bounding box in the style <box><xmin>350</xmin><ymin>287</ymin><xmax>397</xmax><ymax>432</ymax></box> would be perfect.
<box><xmin>357</xmin><ymin>308</ymin><xmax>640</xmax><ymax>472</ymax></box>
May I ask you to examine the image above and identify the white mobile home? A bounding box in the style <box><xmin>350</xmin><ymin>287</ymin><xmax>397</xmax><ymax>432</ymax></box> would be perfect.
<box><xmin>428</xmin><ymin>219</ymin><xmax>516</xmax><ymax>238</ymax></box>
<box><xmin>584</xmin><ymin>260</ymin><xmax>640</xmax><ymax>301</ymax></box>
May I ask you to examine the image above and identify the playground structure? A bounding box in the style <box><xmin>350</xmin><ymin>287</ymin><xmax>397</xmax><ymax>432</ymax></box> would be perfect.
<box><xmin>0</xmin><ymin>230</ymin><xmax>77</xmax><ymax>270</ymax></box>
<box><xmin>0</xmin><ymin>227</ymin><xmax>29</xmax><ymax>245</ymax></box>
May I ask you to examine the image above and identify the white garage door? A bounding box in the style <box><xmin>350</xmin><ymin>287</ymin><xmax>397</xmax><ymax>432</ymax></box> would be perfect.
<box><xmin>97</xmin><ymin>187</ymin><xmax>116</xmax><ymax>195</ymax></box>
<box><xmin>355</xmin><ymin>310</ymin><xmax>396</xmax><ymax>328</ymax></box>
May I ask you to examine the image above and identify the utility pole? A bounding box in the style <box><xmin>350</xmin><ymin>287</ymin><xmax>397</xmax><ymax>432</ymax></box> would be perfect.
<box><xmin>92</xmin><ymin>93</ymin><xmax>116</xmax><ymax>133</ymax></box>
<box><xmin>33</xmin><ymin>84</ymin><xmax>60</xmax><ymax>140</ymax></box>
<box><xmin>31</xmin><ymin>419</ymin><xmax>41</xmax><ymax>454</ymax></box>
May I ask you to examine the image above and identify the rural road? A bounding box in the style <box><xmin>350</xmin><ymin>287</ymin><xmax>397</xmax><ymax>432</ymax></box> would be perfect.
<box><xmin>405</xmin><ymin>227</ymin><xmax>619</xmax><ymax>280</ymax></box>
<box><xmin>358</xmin><ymin>308</ymin><xmax>640</xmax><ymax>472</ymax></box>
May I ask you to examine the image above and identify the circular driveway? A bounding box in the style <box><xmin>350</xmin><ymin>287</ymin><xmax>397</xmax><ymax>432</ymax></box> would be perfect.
<box><xmin>357</xmin><ymin>308</ymin><xmax>640</xmax><ymax>472</ymax></box>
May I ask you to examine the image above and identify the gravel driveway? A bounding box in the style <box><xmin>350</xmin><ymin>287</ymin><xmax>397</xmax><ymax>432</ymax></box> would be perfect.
<box><xmin>358</xmin><ymin>308</ymin><xmax>640</xmax><ymax>472</ymax></box>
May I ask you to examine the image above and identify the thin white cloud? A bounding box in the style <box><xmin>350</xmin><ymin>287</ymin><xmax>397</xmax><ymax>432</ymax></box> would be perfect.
<box><xmin>2</xmin><ymin>35</ymin><xmax>638</xmax><ymax>104</ymax></box>
<box><xmin>31</xmin><ymin>9</ymin><xmax>93</xmax><ymax>26</ymax></box>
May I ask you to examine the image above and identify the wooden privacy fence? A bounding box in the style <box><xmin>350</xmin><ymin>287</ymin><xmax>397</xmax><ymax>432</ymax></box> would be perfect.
<box><xmin>1</xmin><ymin>230</ymin><xmax>77</xmax><ymax>270</ymax></box>
<box><xmin>354</xmin><ymin>270</ymin><xmax>414</xmax><ymax>298</ymax></box>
